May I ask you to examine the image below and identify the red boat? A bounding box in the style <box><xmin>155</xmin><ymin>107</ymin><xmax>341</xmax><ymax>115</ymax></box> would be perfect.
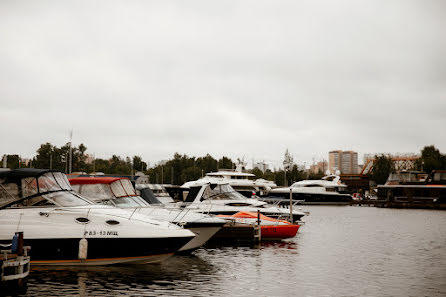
<box><xmin>217</xmin><ymin>211</ymin><xmax>300</xmax><ymax>240</ymax></box>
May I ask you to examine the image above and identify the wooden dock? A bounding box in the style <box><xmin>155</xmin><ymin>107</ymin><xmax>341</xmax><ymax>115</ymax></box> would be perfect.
<box><xmin>350</xmin><ymin>199</ymin><xmax>446</xmax><ymax>209</ymax></box>
<box><xmin>206</xmin><ymin>222</ymin><xmax>259</xmax><ymax>246</ymax></box>
<box><xmin>0</xmin><ymin>232</ymin><xmax>31</xmax><ymax>294</ymax></box>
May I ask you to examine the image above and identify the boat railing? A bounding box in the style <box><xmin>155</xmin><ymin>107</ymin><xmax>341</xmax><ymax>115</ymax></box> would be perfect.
<box><xmin>171</xmin><ymin>207</ymin><xmax>193</xmax><ymax>224</ymax></box>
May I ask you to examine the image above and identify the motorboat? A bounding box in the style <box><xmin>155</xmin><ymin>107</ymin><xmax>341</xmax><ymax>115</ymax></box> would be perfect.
<box><xmin>217</xmin><ymin>211</ymin><xmax>300</xmax><ymax>240</ymax></box>
<box><xmin>174</xmin><ymin>183</ymin><xmax>306</xmax><ymax>223</ymax></box>
<box><xmin>0</xmin><ymin>169</ymin><xmax>195</xmax><ymax>265</ymax></box>
<box><xmin>268</xmin><ymin>175</ymin><xmax>352</xmax><ymax>204</ymax></box>
<box><xmin>181</xmin><ymin>162</ymin><xmax>277</xmax><ymax>197</ymax></box>
<box><xmin>69</xmin><ymin>177</ymin><xmax>227</xmax><ymax>252</ymax></box>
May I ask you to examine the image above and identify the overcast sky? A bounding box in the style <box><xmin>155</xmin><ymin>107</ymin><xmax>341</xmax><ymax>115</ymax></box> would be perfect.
<box><xmin>1</xmin><ymin>0</ymin><xmax>445</xmax><ymax>168</ymax></box>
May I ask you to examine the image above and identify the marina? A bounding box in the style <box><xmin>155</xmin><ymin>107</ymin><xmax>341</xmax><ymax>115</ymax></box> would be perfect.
<box><xmin>1</xmin><ymin>1</ymin><xmax>445</xmax><ymax>295</ymax></box>
<box><xmin>11</xmin><ymin>206</ymin><xmax>446</xmax><ymax>297</ymax></box>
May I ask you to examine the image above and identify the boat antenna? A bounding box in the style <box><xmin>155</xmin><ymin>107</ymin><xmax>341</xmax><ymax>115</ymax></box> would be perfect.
<box><xmin>68</xmin><ymin>130</ymin><xmax>73</xmax><ymax>174</ymax></box>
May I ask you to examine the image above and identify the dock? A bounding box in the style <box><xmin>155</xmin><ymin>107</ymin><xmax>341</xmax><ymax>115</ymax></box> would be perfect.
<box><xmin>350</xmin><ymin>199</ymin><xmax>446</xmax><ymax>209</ymax></box>
<box><xmin>206</xmin><ymin>222</ymin><xmax>260</xmax><ymax>246</ymax></box>
<box><xmin>0</xmin><ymin>232</ymin><xmax>31</xmax><ymax>294</ymax></box>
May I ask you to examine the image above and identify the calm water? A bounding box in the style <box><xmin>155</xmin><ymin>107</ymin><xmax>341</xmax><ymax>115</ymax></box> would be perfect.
<box><xmin>14</xmin><ymin>207</ymin><xmax>446</xmax><ymax>296</ymax></box>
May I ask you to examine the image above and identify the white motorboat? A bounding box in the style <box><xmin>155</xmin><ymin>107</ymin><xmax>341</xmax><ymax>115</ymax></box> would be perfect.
<box><xmin>175</xmin><ymin>183</ymin><xmax>306</xmax><ymax>223</ymax></box>
<box><xmin>268</xmin><ymin>175</ymin><xmax>352</xmax><ymax>204</ymax></box>
<box><xmin>181</xmin><ymin>162</ymin><xmax>277</xmax><ymax>197</ymax></box>
<box><xmin>0</xmin><ymin>169</ymin><xmax>195</xmax><ymax>265</ymax></box>
<box><xmin>69</xmin><ymin>177</ymin><xmax>226</xmax><ymax>252</ymax></box>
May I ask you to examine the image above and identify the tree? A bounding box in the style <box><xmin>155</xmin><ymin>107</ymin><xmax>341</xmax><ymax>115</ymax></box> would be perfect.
<box><xmin>218</xmin><ymin>156</ymin><xmax>233</xmax><ymax>170</ymax></box>
<box><xmin>370</xmin><ymin>154</ymin><xmax>393</xmax><ymax>185</ymax></box>
<box><xmin>415</xmin><ymin>145</ymin><xmax>446</xmax><ymax>173</ymax></box>
<box><xmin>132</xmin><ymin>156</ymin><xmax>147</xmax><ymax>172</ymax></box>
<box><xmin>33</xmin><ymin>142</ymin><xmax>54</xmax><ymax>169</ymax></box>
<box><xmin>251</xmin><ymin>167</ymin><xmax>264</xmax><ymax>179</ymax></box>
<box><xmin>6</xmin><ymin>155</ymin><xmax>20</xmax><ymax>169</ymax></box>
<box><xmin>283</xmin><ymin>149</ymin><xmax>294</xmax><ymax>171</ymax></box>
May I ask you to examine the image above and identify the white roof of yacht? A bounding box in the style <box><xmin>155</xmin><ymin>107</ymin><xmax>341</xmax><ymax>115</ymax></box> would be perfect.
<box><xmin>206</xmin><ymin>171</ymin><xmax>255</xmax><ymax>177</ymax></box>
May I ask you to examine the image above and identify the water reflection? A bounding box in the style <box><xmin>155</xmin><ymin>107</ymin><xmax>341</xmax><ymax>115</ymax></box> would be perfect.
<box><xmin>26</xmin><ymin>255</ymin><xmax>217</xmax><ymax>297</ymax></box>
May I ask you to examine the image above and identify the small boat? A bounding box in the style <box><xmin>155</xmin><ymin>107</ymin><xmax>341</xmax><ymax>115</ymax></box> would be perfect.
<box><xmin>217</xmin><ymin>211</ymin><xmax>300</xmax><ymax>240</ymax></box>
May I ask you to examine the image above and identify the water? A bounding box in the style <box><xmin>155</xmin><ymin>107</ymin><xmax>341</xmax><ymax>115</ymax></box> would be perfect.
<box><xmin>15</xmin><ymin>207</ymin><xmax>446</xmax><ymax>296</ymax></box>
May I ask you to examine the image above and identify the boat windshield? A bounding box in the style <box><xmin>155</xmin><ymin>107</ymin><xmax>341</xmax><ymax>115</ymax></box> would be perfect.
<box><xmin>71</xmin><ymin>183</ymin><xmax>114</xmax><ymax>202</ymax></box>
<box><xmin>111</xmin><ymin>196</ymin><xmax>148</xmax><ymax>207</ymax></box>
<box><xmin>2</xmin><ymin>190</ymin><xmax>92</xmax><ymax>208</ymax></box>
<box><xmin>0</xmin><ymin>171</ymin><xmax>90</xmax><ymax>208</ymax></box>
<box><xmin>202</xmin><ymin>184</ymin><xmax>247</xmax><ymax>200</ymax></box>
<box><xmin>71</xmin><ymin>179</ymin><xmax>137</xmax><ymax>202</ymax></box>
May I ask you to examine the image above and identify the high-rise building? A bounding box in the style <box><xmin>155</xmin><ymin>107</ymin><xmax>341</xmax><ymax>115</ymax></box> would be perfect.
<box><xmin>329</xmin><ymin>150</ymin><xmax>359</xmax><ymax>174</ymax></box>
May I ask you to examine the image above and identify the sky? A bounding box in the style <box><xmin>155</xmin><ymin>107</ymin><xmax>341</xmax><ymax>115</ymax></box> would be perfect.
<box><xmin>1</xmin><ymin>0</ymin><xmax>445</xmax><ymax>169</ymax></box>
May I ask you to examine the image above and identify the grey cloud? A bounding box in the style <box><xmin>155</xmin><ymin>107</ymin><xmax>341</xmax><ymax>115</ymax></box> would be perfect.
<box><xmin>0</xmin><ymin>0</ymin><xmax>445</xmax><ymax>168</ymax></box>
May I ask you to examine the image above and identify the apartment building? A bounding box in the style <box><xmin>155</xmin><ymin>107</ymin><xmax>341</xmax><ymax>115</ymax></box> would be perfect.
<box><xmin>329</xmin><ymin>150</ymin><xmax>359</xmax><ymax>174</ymax></box>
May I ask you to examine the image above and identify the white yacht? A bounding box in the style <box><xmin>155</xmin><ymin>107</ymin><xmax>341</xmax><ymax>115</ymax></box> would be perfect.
<box><xmin>69</xmin><ymin>177</ymin><xmax>227</xmax><ymax>252</ymax></box>
<box><xmin>0</xmin><ymin>169</ymin><xmax>195</xmax><ymax>265</ymax></box>
<box><xmin>181</xmin><ymin>162</ymin><xmax>277</xmax><ymax>197</ymax></box>
<box><xmin>175</xmin><ymin>183</ymin><xmax>306</xmax><ymax>223</ymax></box>
<box><xmin>268</xmin><ymin>175</ymin><xmax>352</xmax><ymax>204</ymax></box>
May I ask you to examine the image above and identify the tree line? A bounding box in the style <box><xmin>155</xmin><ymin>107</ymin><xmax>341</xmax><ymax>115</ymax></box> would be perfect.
<box><xmin>2</xmin><ymin>142</ymin><xmax>314</xmax><ymax>186</ymax></box>
<box><xmin>3</xmin><ymin>143</ymin><xmax>445</xmax><ymax>187</ymax></box>
<box><xmin>3</xmin><ymin>142</ymin><xmax>147</xmax><ymax>175</ymax></box>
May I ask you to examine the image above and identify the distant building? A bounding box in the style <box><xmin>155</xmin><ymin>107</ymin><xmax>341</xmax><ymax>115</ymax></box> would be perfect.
<box><xmin>85</xmin><ymin>154</ymin><xmax>95</xmax><ymax>164</ymax></box>
<box><xmin>253</xmin><ymin>162</ymin><xmax>269</xmax><ymax>173</ymax></box>
<box><xmin>310</xmin><ymin>161</ymin><xmax>328</xmax><ymax>174</ymax></box>
<box><xmin>329</xmin><ymin>150</ymin><xmax>359</xmax><ymax>174</ymax></box>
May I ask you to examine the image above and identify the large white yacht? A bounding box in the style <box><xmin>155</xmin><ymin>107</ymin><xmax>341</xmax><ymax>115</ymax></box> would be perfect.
<box><xmin>69</xmin><ymin>177</ymin><xmax>227</xmax><ymax>252</ymax></box>
<box><xmin>0</xmin><ymin>169</ymin><xmax>195</xmax><ymax>265</ymax></box>
<box><xmin>174</xmin><ymin>183</ymin><xmax>305</xmax><ymax>223</ymax></box>
<box><xmin>181</xmin><ymin>162</ymin><xmax>277</xmax><ymax>197</ymax></box>
<box><xmin>268</xmin><ymin>175</ymin><xmax>352</xmax><ymax>204</ymax></box>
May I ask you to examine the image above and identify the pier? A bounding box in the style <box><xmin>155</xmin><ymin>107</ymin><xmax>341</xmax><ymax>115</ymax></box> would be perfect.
<box><xmin>0</xmin><ymin>232</ymin><xmax>31</xmax><ymax>294</ymax></box>
<box><xmin>350</xmin><ymin>199</ymin><xmax>446</xmax><ymax>209</ymax></box>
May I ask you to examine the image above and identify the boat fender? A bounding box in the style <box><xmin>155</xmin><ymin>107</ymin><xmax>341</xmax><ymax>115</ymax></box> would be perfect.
<box><xmin>78</xmin><ymin>238</ymin><xmax>88</xmax><ymax>260</ymax></box>
<box><xmin>11</xmin><ymin>232</ymin><xmax>19</xmax><ymax>253</ymax></box>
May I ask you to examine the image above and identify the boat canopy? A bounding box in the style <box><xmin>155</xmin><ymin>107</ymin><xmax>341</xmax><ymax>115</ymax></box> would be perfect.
<box><xmin>0</xmin><ymin>169</ymin><xmax>92</xmax><ymax>209</ymax></box>
<box><xmin>69</xmin><ymin>177</ymin><xmax>138</xmax><ymax>201</ymax></box>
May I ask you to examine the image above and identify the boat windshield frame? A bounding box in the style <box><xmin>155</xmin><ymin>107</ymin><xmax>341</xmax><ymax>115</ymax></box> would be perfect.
<box><xmin>201</xmin><ymin>184</ymin><xmax>248</xmax><ymax>201</ymax></box>
<box><xmin>0</xmin><ymin>171</ymin><xmax>93</xmax><ymax>209</ymax></box>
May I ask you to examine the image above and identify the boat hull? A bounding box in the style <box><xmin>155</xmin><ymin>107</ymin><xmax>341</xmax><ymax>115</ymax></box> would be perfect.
<box><xmin>0</xmin><ymin>237</ymin><xmax>193</xmax><ymax>266</ymax></box>
<box><xmin>260</xmin><ymin>225</ymin><xmax>300</xmax><ymax>240</ymax></box>
<box><xmin>179</xmin><ymin>226</ymin><xmax>222</xmax><ymax>252</ymax></box>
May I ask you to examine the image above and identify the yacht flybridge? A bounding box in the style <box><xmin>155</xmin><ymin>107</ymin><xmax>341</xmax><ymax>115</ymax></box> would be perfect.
<box><xmin>268</xmin><ymin>175</ymin><xmax>352</xmax><ymax>204</ymax></box>
<box><xmin>69</xmin><ymin>177</ymin><xmax>226</xmax><ymax>252</ymax></box>
<box><xmin>181</xmin><ymin>162</ymin><xmax>277</xmax><ymax>197</ymax></box>
<box><xmin>177</xmin><ymin>183</ymin><xmax>305</xmax><ymax>223</ymax></box>
<box><xmin>0</xmin><ymin>169</ymin><xmax>195</xmax><ymax>265</ymax></box>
